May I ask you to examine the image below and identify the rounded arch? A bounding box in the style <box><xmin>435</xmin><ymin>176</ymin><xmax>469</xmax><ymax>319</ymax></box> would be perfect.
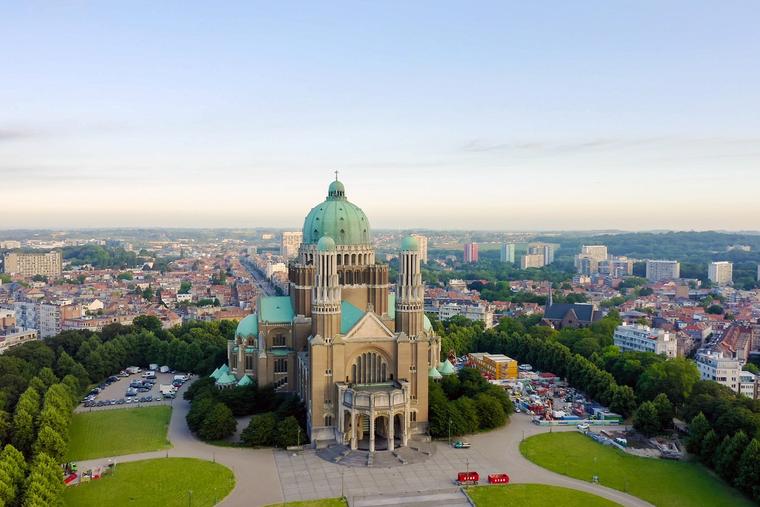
<box><xmin>348</xmin><ymin>348</ymin><xmax>392</xmax><ymax>384</ymax></box>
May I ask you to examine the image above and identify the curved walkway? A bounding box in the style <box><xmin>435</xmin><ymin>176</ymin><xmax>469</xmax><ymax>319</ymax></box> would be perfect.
<box><xmin>76</xmin><ymin>397</ymin><xmax>651</xmax><ymax>507</ymax></box>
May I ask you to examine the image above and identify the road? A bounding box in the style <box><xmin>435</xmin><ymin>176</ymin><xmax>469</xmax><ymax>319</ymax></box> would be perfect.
<box><xmin>241</xmin><ymin>257</ymin><xmax>276</xmax><ymax>297</ymax></box>
<box><xmin>75</xmin><ymin>391</ymin><xmax>652</xmax><ymax>507</ymax></box>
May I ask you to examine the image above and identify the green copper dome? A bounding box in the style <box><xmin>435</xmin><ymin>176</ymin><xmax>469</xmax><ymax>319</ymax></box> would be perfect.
<box><xmin>235</xmin><ymin>313</ymin><xmax>258</xmax><ymax>338</ymax></box>
<box><xmin>401</xmin><ymin>236</ymin><xmax>419</xmax><ymax>251</ymax></box>
<box><xmin>317</xmin><ymin>235</ymin><xmax>336</xmax><ymax>252</ymax></box>
<box><xmin>302</xmin><ymin>180</ymin><xmax>371</xmax><ymax>245</ymax></box>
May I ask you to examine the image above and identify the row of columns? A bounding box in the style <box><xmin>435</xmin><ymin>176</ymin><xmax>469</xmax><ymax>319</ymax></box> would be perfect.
<box><xmin>347</xmin><ymin>409</ymin><xmax>406</xmax><ymax>452</ymax></box>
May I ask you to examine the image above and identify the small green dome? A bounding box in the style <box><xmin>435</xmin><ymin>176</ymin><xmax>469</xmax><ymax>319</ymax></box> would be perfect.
<box><xmin>317</xmin><ymin>235</ymin><xmax>336</xmax><ymax>252</ymax></box>
<box><xmin>303</xmin><ymin>180</ymin><xmax>371</xmax><ymax>246</ymax></box>
<box><xmin>401</xmin><ymin>236</ymin><xmax>419</xmax><ymax>251</ymax></box>
<box><xmin>235</xmin><ymin>313</ymin><xmax>258</xmax><ymax>338</ymax></box>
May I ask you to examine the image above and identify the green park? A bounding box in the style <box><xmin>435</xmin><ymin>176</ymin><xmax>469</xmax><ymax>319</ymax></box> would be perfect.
<box><xmin>467</xmin><ymin>484</ymin><xmax>620</xmax><ymax>507</ymax></box>
<box><xmin>520</xmin><ymin>432</ymin><xmax>753</xmax><ymax>507</ymax></box>
<box><xmin>67</xmin><ymin>406</ymin><xmax>172</xmax><ymax>461</ymax></box>
<box><xmin>62</xmin><ymin>458</ymin><xmax>234</xmax><ymax>507</ymax></box>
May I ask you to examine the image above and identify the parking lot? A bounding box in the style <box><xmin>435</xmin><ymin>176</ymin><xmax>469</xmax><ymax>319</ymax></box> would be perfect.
<box><xmin>75</xmin><ymin>369</ymin><xmax>193</xmax><ymax>413</ymax></box>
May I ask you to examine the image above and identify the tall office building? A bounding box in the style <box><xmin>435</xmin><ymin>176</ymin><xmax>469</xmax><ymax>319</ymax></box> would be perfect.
<box><xmin>646</xmin><ymin>260</ymin><xmax>680</xmax><ymax>282</ymax></box>
<box><xmin>463</xmin><ymin>242</ymin><xmax>479</xmax><ymax>263</ymax></box>
<box><xmin>280</xmin><ymin>231</ymin><xmax>303</xmax><ymax>258</ymax></box>
<box><xmin>708</xmin><ymin>261</ymin><xmax>733</xmax><ymax>286</ymax></box>
<box><xmin>411</xmin><ymin>234</ymin><xmax>428</xmax><ymax>263</ymax></box>
<box><xmin>3</xmin><ymin>251</ymin><xmax>62</xmax><ymax>278</ymax></box>
<box><xmin>499</xmin><ymin>243</ymin><xmax>516</xmax><ymax>263</ymax></box>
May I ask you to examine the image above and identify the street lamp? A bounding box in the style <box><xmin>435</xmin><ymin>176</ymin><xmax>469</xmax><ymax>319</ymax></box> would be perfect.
<box><xmin>188</xmin><ymin>490</ymin><xmax>193</xmax><ymax>507</ymax></box>
<box><xmin>448</xmin><ymin>418</ymin><xmax>452</xmax><ymax>444</ymax></box>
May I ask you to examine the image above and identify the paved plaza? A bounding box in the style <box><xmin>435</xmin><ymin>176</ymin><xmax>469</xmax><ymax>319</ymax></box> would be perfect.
<box><xmin>74</xmin><ymin>383</ymin><xmax>652</xmax><ymax>507</ymax></box>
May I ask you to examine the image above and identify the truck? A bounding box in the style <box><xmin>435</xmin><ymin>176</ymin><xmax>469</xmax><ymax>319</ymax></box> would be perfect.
<box><xmin>159</xmin><ymin>365</ymin><xmax>170</xmax><ymax>373</ymax></box>
<box><xmin>159</xmin><ymin>384</ymin><xmax>176</xmax><ymax>396</ymax></box>
<box><xmin>488</xmin><ymin>473</ymin><xmax>510</xmax><ymax>484</ymax></box>
<box><xmin>149</xmin><ymin>363</ymin><xmax>159</xmax><ymax>371</ymax></box>
<box><xmin>126</xmin><ymin>366</ymin><xmax>141</xmax><ymax>375</ymax></box>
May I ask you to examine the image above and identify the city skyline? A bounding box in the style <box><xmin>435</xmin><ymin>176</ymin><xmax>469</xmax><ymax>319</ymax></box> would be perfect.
<box><xmin>3</xmin><ymin>2</ymin><xmax>759</xmax><ymax>230</ymax></box>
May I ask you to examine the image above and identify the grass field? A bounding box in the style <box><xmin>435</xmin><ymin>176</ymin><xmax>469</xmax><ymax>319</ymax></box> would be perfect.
<box><xmin>264</xmin><ymin>500</ymin><xmax>347</xmax><ymax>507</ymax></box>
<box><xmin>467</xmin><ymin>484</ymin><xmax>620</xmax><ymax>507</ymax></box>
<box><xmin>67</xmin><ymin>406</ymin><xmax>172</xmax><ymax>460</ymax></box>
<box><xmin>520</xmin><ymin>432</ymin><xmax>753</xmax><ymax>507</ymax></box>
<box><xmin>63</xmin><ymin>458</ymin><xmax>234</xmax><ymax>507</ymax></box>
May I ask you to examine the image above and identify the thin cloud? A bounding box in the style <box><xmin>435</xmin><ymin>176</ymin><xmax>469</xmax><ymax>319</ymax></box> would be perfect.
<box><xmin>0</xmin><ymin>128</ymin><xmax>40</xmax><ymax>143</ymax></box>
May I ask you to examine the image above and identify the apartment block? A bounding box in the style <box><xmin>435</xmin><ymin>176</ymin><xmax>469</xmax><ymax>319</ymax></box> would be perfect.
<box><xmin>646</xmin><ymin>260</ymin><xmax>680</xmax><ymax>282</ymax></box>
<box><xmin>3</xmin><ymin>250</ymin><xmax>62</xmax><ymax>278</ymax></box>
<box><xmin>280</xmin><ymin>231</ymin><xmax>303</xmax><ymax>258</ymax></box>
<box><xmin>499</xmin><ymin>243</ymin><xmax>516</xmax><ymax>263</ymax></box>
<box><xmin>613</xmin><ymin>323</ymin><xmax>677</xmax><ymax>358</ymax></box>
<box><xmin>463</xmin><ymin>242</ymin><xmax>479</xmax><ymax>263</ymax></box>
<box><xmin>708</xmin><ymin>261</ymin><xmax>733</xmax><ymax>286</ymax></box>
<box><xmin>411</xmin><ymin>234</ymin><xmax>428</xmax><ymax>263</ymax></box>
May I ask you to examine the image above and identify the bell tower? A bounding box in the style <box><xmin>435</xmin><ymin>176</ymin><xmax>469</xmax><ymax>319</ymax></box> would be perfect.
<box><xmin>395</xmin><ymin>236</ymin><xmax>424</xmax><ymax>336</ymax></box>
<box><xmin>312</xmin><ymin>235</ymin><xmax>342</xmax><ymax>338</ymax></box>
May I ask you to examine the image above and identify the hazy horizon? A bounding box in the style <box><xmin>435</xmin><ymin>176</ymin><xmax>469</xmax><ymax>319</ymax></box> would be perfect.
<box><xmin>3</xmin><ymin>2</ymin><xmax>759</xmax><ymax>230</ymax></box>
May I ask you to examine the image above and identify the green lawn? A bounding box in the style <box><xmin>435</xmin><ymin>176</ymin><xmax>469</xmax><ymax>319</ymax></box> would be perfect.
<box><xmin>67</xmin><ymin>406</ymin><xmax>172</xmax><ymax>460</ymax></box>
<box><xmin>520</xmin><ymin>432</ymin><xmax>753</xmax><ymax>507</ymax></box>
<box><xmin>467</xmin><ymin>484</ymin><xmax>620</xmax><ymax>507</ymax></box>
<box><xmin>264</xmin><ymin>500</ymin><xmax>347</xmax><ymax>507</ymax></box>
<box><xmin>63</xmin><ymin>458</ymin><xmax>234</xmax><ymax>507</ymax></box>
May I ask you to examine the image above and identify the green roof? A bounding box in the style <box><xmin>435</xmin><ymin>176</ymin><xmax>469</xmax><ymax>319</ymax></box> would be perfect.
<box><xmin>259</xmin><ymin>296</ymin><xmax>294</xmax><ymax>323</ymax></box>
<box><xmin>270</xmin><ymin>348</ymin><xmax>292</xmax><ymax>357</ymax></box>
<box><xmin>317</xmin><ymin>235</ymin><xmax>336</xmax><ymax>252</ymax></box>
<box><xmin>235</xmin><ymin>313</ymin><xmax>258</xmax><ymax>338</ymax></box>
<box><xmin>424</xmin><ymin>315</ymin><xmax>432</xmax><ymax>332</ymax></box>
<box><xmin>387</xmin><ymin>293</ymin><xmax>396</xmax><ymax>319</ymax></box>
<box><xmin>428</xmin><ymin>366</ymin><xmax>442</xmax><ymax>379</ymax></box>
<box><xmin>438</xmin><ymin>359</ymin><xmax>456</xmax><ymax>375</ymax></box>
<box><xmin>210</xmin><ymin>367</ymin><xmax>221</xmax><ymax>380</ymax></box>
<box><xmin>216</xmin><ymin>372</ymin><xmax>237</xmax><ymax>385</ymax></box>
<box><xmin>302</xmin><ymin>180</ymin><xmax>371</xmax><ymax>245</ymax></box>
<box><xmin>341</xmin><ymin>300</ymin><xmax>365</xmax><ymax>334</ymax></box>
<box><xmin>237</xmin><ymin>375</ymin><xmax>254</xmax><ymax>387</ymax></box>
<box><xmin>401</xmin><ymin>236</ymin><xmax>419</xmax><ymax>251</ymax></box>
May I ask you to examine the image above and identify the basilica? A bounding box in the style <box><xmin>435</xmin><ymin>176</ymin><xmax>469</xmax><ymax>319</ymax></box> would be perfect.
<box><xmin>219</xmin><ymin>178</ymin><xmax>441</xmax><ymax>450</ymax></box>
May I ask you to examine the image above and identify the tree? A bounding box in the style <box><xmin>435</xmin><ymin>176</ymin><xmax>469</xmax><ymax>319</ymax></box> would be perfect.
<box><xmin>636</xmin><ymin>358</ymin><xmax>699</xmax><ymax>406</ymax></box>
<box><xmin>700</xmin><ymin>430</ymin><xmax>719</xmax><ymax>466</ymax></box>
<box><xmin>275</xmin><ymin>416</ymin><xmax>303</xmax><ymax>448</ymax></box>
<box><xmin>687</xmin><ymin>412</ymin><xmax>711</xmax><ymax>454</ymax></box>
<box><xmin>133</xmin><ymin>315</ymin><xmax>162</xmax><ymax>334</ymax></box>
<box><xmin>609</xmin><ymin>385</ymin><xmax>637</xmax><ymax>417</ymax></box>
<box><xmin>474</xmin><ymin>393</ymin><xmax>506</xmax><ymax>430</ymax></box>
<box><xmin>186</xmin><ymin>393</ymin><xmax>216</xmax><ymax>433</ymax></box>
<box><xmin>652</xmin><ymin>393</ymin><xmax>674</xmax><ymax>431</ymax></box>
<box><xmin>22</xmin><ymin>452</ymin><xmax>63</xmax><ymax>507</ymax></box>
<box><xmin>736</xmin><ymin>438</ymin><xmax>760</xmax><ymax>500</ymax></box>
<box><xmin>241</xmin><ymin>413</ymin><xmax>277</xmax><ymax>447</ymax></box>
<box><xmin>632</xmin><ymin>401</ymin><xmax>660</xmax><ymax>437</ymax></box>
<box><xmin>714</xmin><ymin>431</ymin><xmax>749</xmax><ymax>482</ymax></box>
<box><xmin>198</xmin><ymin>403</ymin><xmax>237</xmax><ymax>441</ymax></box>
<box><xmin>179</xmin><ymin>281</ymin><xmax>192</xmax><ymax>294</ymax></box>
<box><xmin>33</xmin><ymin>426</ymin><xmax>67</xmax><ymax>463</ymax></box>
<box><xmin>706</xmin><ymin>304</ymin><xmax>724</xmax><ymax>315</ymax></box>
<box><xmin>0</xmin><ymin>444</ymin><xmax>26</xmax><ymax>506</ymax></box>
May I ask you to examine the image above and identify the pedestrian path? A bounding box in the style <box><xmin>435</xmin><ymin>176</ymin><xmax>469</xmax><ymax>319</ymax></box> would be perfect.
<box><xmin>351</xmin><ymin>488</ymin><xmax>470</xmax><ymax>507</ymax></box>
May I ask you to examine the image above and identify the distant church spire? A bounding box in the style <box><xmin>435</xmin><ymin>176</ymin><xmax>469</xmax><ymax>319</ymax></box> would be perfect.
<box><xmin>334</xmin><ymin>170</ymin><xmax>339</xmax><ymax>181</ymax></box>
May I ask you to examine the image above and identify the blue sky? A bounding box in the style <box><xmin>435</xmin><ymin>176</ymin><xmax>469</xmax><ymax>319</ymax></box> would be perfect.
<box><xmin>2</xmin><ymin>1</ymin><xmax>759</xmax><ymax>230</ymax></box>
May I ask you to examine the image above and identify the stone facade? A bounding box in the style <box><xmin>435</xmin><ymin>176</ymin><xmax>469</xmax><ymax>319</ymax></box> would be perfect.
<box><xmin>226</xmin><ymin>180</ymin><xmax>440</xmax><ymax>448</ymax></box>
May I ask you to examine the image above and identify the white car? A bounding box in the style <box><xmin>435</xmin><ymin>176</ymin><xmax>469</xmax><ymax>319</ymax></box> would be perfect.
<box><xmin>577</xmin><ymin>423</ymin><xmax>590</xmax><ymax>431</ymax></box>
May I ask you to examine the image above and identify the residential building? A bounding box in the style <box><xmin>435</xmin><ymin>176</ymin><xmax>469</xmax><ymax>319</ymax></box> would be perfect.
<box><xmin>411</xmin><ymin>234</ymin><xmax>428</xmax><ymax>263</ymax></box>
<box><xmin>467</xmin><ymin>352</ymin><xmax>518</xmax><ymax>380</ymax></box>
<box><xmin>3</xmin><ymin>250</ymin><xmax>62</xmax><ymax>278</ymax></box>
<box><xmin>447</xmin><ymin>279</ymin><xmax>468</xmax><ymax>292</ymax></box>
<box><xmin>696</xmin><ymin>351</ymin><xmax>740</xmax><ymax>391</ymax></box>
<box><xmin>574</xmin><ymin>245</ymin><xmax>608</xmax><ymax>274</ymax></box>
<box><xmin>221</xmin><ymin>178</ymin><xmax>441</xmax><ymax>450</ymax></box>
<box><xmin>499</xmin><ymin>243</ymin><xmax>516</xmax><ymax>263</ymax></box>
<box><xmin>646</xmin><ymin>260</ymin><xmax>680</xmax><ymax>282</ymax></box>
<box><xmin>520</xmin><ymin>253</ymin><xmax>545</xmax><ymax>269</ymax></box>
<box><xmin>0</xmin><ymin>308</ymin><xmax>38</xmax><ymax>354</ymax></box>
<box><xmin>613</xmin><ymin>323</ymin><xmax>677</xmax><ymax>358</ymax></box>
<box><xmin>708</xmin><ymin>261</ymin><xmax>733</xmax><ymax>286</ymax></box>
<box><xmin>13</xmin><ymin>301</ymin><xmax>63</xmax><ymax>338</ymax></box>
<box><xmin>738</xmin><ymin>370</ymin><xmax>759</xmax><ymax>399</ymax></box>
<box><xmin>463</xmin><ymin>242</ymin><xmax>479</xmax><ymax>263</ymax></box>
<box><xmin>599</xmin><ymin>258</ymin><xmax>634</xmax><ymax>277</ymax></box>
<box><xmin>280</xmin><ymin>231</ymin><xmax>303</xmax><ymax>258</ymax></box>
<box><xmin>529</xmin><ymin>243</ymin><xmax>554</xmax><ymax>265</ymax></box>
<box><xmin>438</xmin><ymin>302</ymin><xmax>494</xmax><ymax>328</ymax></box>
<box><xmin>0</xmin><ymin>241</ymin><xmax>21</xmax><ymax>249</ymax></box>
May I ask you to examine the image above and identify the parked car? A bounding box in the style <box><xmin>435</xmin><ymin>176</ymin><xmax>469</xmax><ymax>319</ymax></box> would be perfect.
<box><xmin>452</xmin><ymin>441</ymin><xmax>471</xmax><ymax>449</ymax></box>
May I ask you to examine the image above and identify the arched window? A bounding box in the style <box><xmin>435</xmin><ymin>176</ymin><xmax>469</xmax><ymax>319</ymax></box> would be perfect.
<box><xmin>351</xmin><ymin>352</ymin><xmax>388</xmax><ymax>384</ymax></box>
<box><xmin>325</xmin><ymin>415</ymin><xmax>333</xmax><ymax>426</ymax></box>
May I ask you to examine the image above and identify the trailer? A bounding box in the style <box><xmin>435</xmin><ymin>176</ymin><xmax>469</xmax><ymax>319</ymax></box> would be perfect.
<box><xmin>456</xmin><ymin>471</ymin><xmax>479</xmax><ymax>485</ymax></box>
<box><xmin>487</xmin><ymin>473</ymin><xmax>510</xmax><ymax>484</ymax></box>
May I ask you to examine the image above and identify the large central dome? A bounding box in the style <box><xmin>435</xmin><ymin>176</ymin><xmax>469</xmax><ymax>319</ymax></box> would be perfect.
<box><xmin>302</xmin><ymin>179</ymin><xmax>371</xmax><ymax>245</ymax></box>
